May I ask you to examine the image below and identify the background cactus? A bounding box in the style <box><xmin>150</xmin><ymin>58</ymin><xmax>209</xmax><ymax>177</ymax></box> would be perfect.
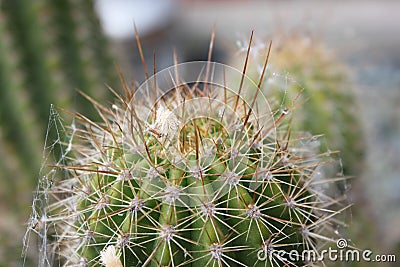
<box><xmin>0</xmin><ymin>0</ymin><xmax>116</xmax><ymax>264</ymax></box>
<box><xmin>233</xmin><ymin>34</ymin><xmax>364</xmax><ymax>175</ymax></box>
<box><xmin>0</xmin><ymin>4</ymin><xmax>44</xmax><ymax>204</ymax></box>
<box><xmin>0</xmin><ymin>0</ymin><xmax>117</xmax><ymax>183</ymax></box>
<box><xmin>26</xmin><ymin>38</ymin><xmax>348</xmax><ymax>266</ymax></box>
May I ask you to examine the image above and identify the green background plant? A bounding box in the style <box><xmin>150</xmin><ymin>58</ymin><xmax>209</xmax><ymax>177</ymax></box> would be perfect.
<box><xmin>0</xmin><ymin>0</ymin><xmax>116</xmax><ymax>265</ymax></box>
<box><xmin>233</xmin><ymin>34</ymin><xmax>364</xmax><ymax>176</ymax></box>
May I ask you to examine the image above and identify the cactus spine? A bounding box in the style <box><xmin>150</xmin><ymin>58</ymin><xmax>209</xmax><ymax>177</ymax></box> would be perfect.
<box><xmin>33</xmin><ymin>36</ymin><xmax>347</xmax><ymax>266</ymax></box>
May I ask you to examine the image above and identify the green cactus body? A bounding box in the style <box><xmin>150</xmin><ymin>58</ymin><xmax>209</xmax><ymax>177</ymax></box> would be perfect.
<box><xmin>0</xmin><ymin>1</ymin><xmax>121</xmax><ymax>265</ymax></box>
<box><xmin>37</xmin><ymin>55</ymin><xmax>346</xmax><ymax>267</ymax></box>
<box><xmin>0</xmin><ymin>0</ymin><xmax>117</xmax><ymax>193</ymax></box>
<box><xmin>0</xmin><ymin>0</ymin><xmax>117</xmax><ymax>212</ymax></box>
<box><xmin>36</xmin><ymin>0</ymin><xmax>117</xmax><ymax>117</ymax></box>
<box><xmin>0</xmin><ymin>13</ymin><xmax>43</xmax><ymax>204</ymax></box>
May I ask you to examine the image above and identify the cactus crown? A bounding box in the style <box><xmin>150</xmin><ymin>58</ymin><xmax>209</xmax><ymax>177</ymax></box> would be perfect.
<box><xmin>25</xmin><ymin>35</ymin><xmax>347</xmax><ymax>267</ymax></box>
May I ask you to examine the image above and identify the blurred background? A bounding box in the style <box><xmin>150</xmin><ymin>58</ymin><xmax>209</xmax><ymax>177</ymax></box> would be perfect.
<box><xmin>0</xmin><ymin>0</ymin><xmax>399</xmax><ymax>266</ymax></box>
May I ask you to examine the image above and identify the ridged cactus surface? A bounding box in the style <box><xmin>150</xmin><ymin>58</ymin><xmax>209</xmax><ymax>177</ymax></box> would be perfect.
<box><xmin>0</xmin><ymin>0</ymin><xmax>116</xmax><ymax>201</ymax></box>
<box><xmin>0</xmin><ymin>1</ymin><xmax>117</xmax><ymax>265</ymax></box>
<box><xmin>28</xmin><ymin>42</ymin><xmax>347</xmax><ymax>266</ymax></box>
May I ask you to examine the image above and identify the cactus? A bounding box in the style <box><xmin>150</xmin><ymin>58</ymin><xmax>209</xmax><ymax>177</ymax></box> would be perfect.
<box><xmin>233</xmin><ymin>34</ymin><xmax>363</xmax><ymax>175</ymax></box>
<box><xmin>0</xmin><ymin>0</ymin><xmax>117</xmax><ymax>197</ymax></box>
<box><xmin>40</xmin><ymin>0</ymin><xmax>115</xmax><ymax>117</ymax></box>
<box><xmin>29</xmin><ymin>35</ymin><xmax>348</xmax><ymax>266</ymax></box>
<box><xmin>0</xmin><ymin>1</ymin><xmax>117</xmax><ymax>265</ymax></box>
<box><xmin>0</xmin><ymin>11</ymin><xmax>45</xmax><ymax>205</ymax></box>
<box><xmin>1</xmin><ymin>0</ymin><xmax>57</xmax><ymax>125</ymax></box>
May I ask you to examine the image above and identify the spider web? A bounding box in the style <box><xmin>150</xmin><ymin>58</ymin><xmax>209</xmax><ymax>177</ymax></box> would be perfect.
<box><xmin>22</xmin><ymin>104</ymin><xmax>76</xmax><ymax>267</ymax></box>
